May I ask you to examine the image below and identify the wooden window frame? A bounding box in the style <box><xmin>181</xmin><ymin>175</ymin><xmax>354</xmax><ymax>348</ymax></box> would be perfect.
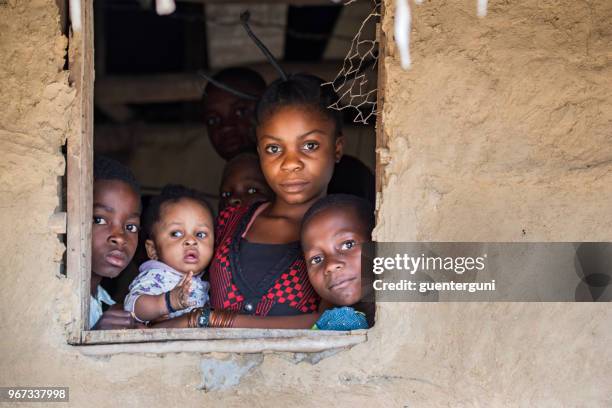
<box><xmin>65</xmin><ymin>0</ymin><xmax>378</xmax><ymax>353</ymax></box>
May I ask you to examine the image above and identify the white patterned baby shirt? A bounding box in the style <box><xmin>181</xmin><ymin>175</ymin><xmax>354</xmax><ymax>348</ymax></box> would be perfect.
<box><xmin>124</xmin><ymin>260</ymin><xmax>209</xmax><ymax>321</ymax></box>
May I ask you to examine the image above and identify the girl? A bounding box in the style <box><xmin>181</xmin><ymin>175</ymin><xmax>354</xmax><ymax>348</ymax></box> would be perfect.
<box><xmin>154</xmin><ymin>74</ymin><xmax>345</xmax><ymax>329</ymax></box>
<box><xmin>124</xmin><ymin>185</ymin><xmax>213</xmax><ymax>323</ymax></box>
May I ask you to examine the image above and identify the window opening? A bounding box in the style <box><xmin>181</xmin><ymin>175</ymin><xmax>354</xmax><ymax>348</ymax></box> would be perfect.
<box><xmin>67</xmin><ymin>0</ymin><xmax>380</xmax><ymax>349</ymax></box>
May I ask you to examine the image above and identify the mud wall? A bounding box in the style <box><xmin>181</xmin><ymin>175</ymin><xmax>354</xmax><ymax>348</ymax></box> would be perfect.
<box><xmin>0</xmin><ymin>0</ymin><xmax>610</xmax><ymax>406</ymax></box>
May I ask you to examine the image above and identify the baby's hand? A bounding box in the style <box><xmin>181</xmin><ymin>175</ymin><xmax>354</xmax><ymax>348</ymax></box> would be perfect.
<box><xmin>169</xmin><ymin>271</ymin><xmax>195</xmax><ymax>312</ymax></box>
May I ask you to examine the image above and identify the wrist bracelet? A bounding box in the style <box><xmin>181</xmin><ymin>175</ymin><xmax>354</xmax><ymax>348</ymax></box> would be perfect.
<box><xmin>188</xmin><ymin>308</ymin><xmax>201</xmax><ymax>328</ymax></box>
<box><xmin>197</xmin><ymin>306</ymin><xmax>212</xmax><ymax>328</ymax></box>
<box><xmin>209</xmin><ymin>309</ymin><xmax>237</xmax><ymax>328</ymax></box>
<box><xmin>165</xmin><ymin>291</ymin><xmax>176</xmax><ymax>314</ymax></box>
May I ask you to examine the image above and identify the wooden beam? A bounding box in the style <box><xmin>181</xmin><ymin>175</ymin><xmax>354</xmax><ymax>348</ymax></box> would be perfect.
<box><xmin>93</xmin><ymin>123</ymin><xmax>205</xmax><ymax>153</ymax></box>
<box><xmin>374</xmin><ymin>18</ymin><xmax>386</xmax><ymax>207</ymax></box>
<box><xmin>95</xmin><ymin>73</ymin><xmax>206</xmax><ymax>104</ymax></box>
<box><xmin>67</xmin><ymin>0</ymin><xmax>94</xmax><ymax>342</ymax></box>
<box><xmin>94</xmin><ymin>61</ymin><xmax>375</xmax><ymax>105</ymax></box>
<box><xmin>178</xmin><ymin>0</ymin><xmax>338</xmax><ymax>5</ymax></box>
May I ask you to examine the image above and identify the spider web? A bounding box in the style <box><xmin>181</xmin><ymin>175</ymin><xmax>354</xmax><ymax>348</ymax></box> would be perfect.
<box><xmin>325</xmin><ymin>0</ymin><xmax>381</xmax><ymax>125</ymax></box>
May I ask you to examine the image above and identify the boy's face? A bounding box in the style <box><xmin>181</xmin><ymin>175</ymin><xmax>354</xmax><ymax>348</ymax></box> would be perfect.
<box><xmin>203</xmin><ymin>85</ymin><xmax>258</xmax><ymax>161</ymax></box>
<box><xmin>145</xmin><ymin>198</ymin><xmax>214</xmax><ymax>275</ymax></box>
<box><xmin>92</xmin><ymin>180</ymin><xmax>141</xmax><ymax>280</ymax></box>
<box><xmin>302</xmin><ymin>207</ymin><xmax>367</xmax><ymax>306</ymax></box>
<box><xmin>219</xmin><ymin>157</ymin><xmax>273</xmax><ymax>211</ymax></box>
<box><xmin>256</xmin><ymin>106</ymin><xmax>343</xmax><ymax>207</ymax></box>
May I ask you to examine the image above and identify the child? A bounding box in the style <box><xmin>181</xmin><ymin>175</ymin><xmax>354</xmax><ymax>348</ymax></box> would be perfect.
<box><xmin>301</xmin><ymin>194</ymin><xmax>375</xmax><ymax>330</ymax></box>
<box><xmin>202</xmin><ymin>67</ymin><xmax>266</xmax><ymax>161</ymax></box>
<box><xmin>91</xmin><ymin>156</ymin><xmax>143</xmax><ymax>330</ymax></box>
<box><xmin>124</xmin><ymin>185</ymin><xmax>213</xmax><ymax>323</ymax></box>
<box><xmin>154</xmin><ymin>74</ymin><xmax>345</xmax><ymax>329</ymax></box>
<box><xmin>218</xmin><ymin>152</ymin><xmax>273</xmax><ymax>212</ymax></box>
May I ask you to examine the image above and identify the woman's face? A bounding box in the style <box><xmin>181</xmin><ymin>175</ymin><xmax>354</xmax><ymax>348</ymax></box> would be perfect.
<box><xmin>256</xmin><ymin>105</ymin><xmax>343</xmax><ymax>206</ymax></box>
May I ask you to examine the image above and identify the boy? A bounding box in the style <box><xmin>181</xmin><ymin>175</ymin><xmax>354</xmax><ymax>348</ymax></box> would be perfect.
<box><xmin>301</xmin><ymin>194</ymin><xmax>375</xmax><ymax>330</ymax></box>
<box><xmin>91</xmin><ymin>156</ymin><xmax>143</xmax><ymax>330</ymax></box>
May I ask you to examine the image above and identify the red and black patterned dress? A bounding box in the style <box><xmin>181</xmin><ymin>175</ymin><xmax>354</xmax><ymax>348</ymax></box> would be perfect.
<box><xmin>209</xmin><ymin>202</ymin><xmax>319</xmax><ymax>316</ymax></box>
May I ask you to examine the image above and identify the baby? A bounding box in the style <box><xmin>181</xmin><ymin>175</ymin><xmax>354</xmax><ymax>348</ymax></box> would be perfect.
<box><xmin>125</xmin><ymin>185</ymin><xmax>214</xmax><ymax>323</ymax></box>
<box><xmin>301</xmin><ymin>194</ymin><xmax>375</xmax><ymax>330</ymax></box>
<box><xmin>218</xmin><ymin>152</ymin><xmax>273</xmax><ymax>212</ymax></box>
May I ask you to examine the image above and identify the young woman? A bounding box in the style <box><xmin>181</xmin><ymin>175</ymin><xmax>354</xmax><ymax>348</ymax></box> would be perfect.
<box><xmin>154</xmin><ymin>74</ymin><xmax>345</xmax><ymax>329</ymax></box>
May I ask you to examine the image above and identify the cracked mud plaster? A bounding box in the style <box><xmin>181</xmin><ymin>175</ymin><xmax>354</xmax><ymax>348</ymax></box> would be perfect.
<box><xmin>0</xmin><ymin>0</ymin><xmax>611</xmax><ymax>406</ymax></box>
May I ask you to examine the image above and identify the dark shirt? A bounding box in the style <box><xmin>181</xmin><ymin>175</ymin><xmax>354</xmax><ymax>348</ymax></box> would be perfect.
<box><xmin>208</xmin><ymin>202</ymin><xmax>319</xmax><ymax>316</ymax></box>
<box><xmin>237</xmin><ymin>238</ymin><xmax>304</xmax><ymax>316</ymax></box>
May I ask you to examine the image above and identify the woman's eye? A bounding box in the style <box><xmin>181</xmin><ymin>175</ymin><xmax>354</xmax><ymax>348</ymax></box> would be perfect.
<box><xmin>309</xmin><ymin>255</ymin><xmax>323</xmax><ymax>265</ymax></box>
<box><xmin>340</xmin><ymin>240</ymin><xmax>356</xmax><ymax>250</ymax></box>
<box><xmin>247</xmin><ymin>187</ymin><xmax>258</xmax><ymax>194</ymax></box>
<box><xmin>265</xmin><ymin>145</ymin><xmax>281</xmax><ymax>154</ymax></box>
<box><xmin>171</xmin><ymin>231</ymin><xmax>184</xmax><ymax>238</ymax></box>
<box><xmin>303</xmin><ymin>141</ymin><xmax>319</xmax><ymax>151</ymax></box>
<box><xmin>221</xmin><ymin>191</ymin><xmax>231</xmax><ymax>198</ymax></box>
<box><xmin>206</xmin><ymin>116</ymin><xmax>220</xmax><ymax>127</ymax></box>
<box><xmin>93</xmin><ymin>216</ymin><xmax>107</xmax><ymax>225</ymax></box>
<box><xmin>126</xmin><ymin>224</ymin><xmax>139</xmax><ymax>233</ymax></box>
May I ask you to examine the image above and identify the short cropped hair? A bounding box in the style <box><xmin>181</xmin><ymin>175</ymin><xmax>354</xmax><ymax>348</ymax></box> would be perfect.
<box><xmin>301</xmin><ymin>194</ymin><xmax>375</xmax><ymax>238</ymax></box>
<box><xmin>256</xmin><ymin>74</ymin><xmax>343</xmax><ymax>137</ymax></box>
<box><xmin>143</xmin><ymin>184</ymin><xmax>213</xmax><ymax>239</ymax></box>
<box><xmin>93</xmin><ymin>155</ymin><xmax>140</xmax><ymax>196</ymax></box>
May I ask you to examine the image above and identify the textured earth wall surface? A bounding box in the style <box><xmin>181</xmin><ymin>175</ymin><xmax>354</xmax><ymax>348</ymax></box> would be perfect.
<box><xmin>0</xmin><ymin>0</ymin><xmax>610</xmax><ymax>406</ymax></box>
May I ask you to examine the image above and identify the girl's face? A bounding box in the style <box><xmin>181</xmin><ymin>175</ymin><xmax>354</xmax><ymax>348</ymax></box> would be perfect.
<box><xmin>145</xmin><ymin>198</ymin><xmax>214</xmax><ymax>275</ymax></box>
<box><xmin>256</xmin><ymin>106</ymin><xmax>343</xmax><ymax>206</ymax></box>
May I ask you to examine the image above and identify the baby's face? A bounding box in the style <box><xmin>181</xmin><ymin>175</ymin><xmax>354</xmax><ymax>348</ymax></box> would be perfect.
<box><xmin>146</xmin><ymin>198</ymin><xmax>214</xmax><ymax>275</ymax></box>
<box><xmin>302</xmin><ymin>207</ymin><xmax>368</xmax><ymax>306</ymax></box>
<box><xmin>219</xmin><ymin>157</ymin><xmax>273</xmax><ymax>211</ymax></box>
<box><xmin>92</xmin><ymin>180</ymin><xmax>141</xmax><ymax>279</ymax></box>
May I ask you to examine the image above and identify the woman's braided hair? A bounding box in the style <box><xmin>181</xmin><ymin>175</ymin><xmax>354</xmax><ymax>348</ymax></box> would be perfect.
<box><xmin>255</xmin><ymin>73</ymin><xmax>343</xmax><ymax>137</ymax></box>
